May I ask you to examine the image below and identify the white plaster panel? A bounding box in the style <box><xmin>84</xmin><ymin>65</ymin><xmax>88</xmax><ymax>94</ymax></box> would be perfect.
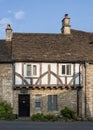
<box><xmin>41</xmin><ymin>74</ymin><xmax>48</xmax><ymax>84</ymax></box>
<box><xmin>50</xmin><ymin>75</ymin><xmax>57</xmax><ymax>84</ymax></box>
<box><xmin>26</xmin><ymin>79</ymin><xmax>30</xmax><ymax>84</ymax></box>
<box><xmin>15</xmin><ymin>76</ymin><xmax>22</xmax><ymax>84</ymax></box>
<box><xmin>60</xmin><ymin>77</ymin><xmax>65</xmax><ymax>84</ymax></box>
<box><xmin>50</xmin><ymin>63</ymin><xmax>57</xmax><ymax>74</ymax></box>
<box><xmin>33</xmin><ymin>79</ymin><xmax>38</xmax><ymax>84</ymax></box>
<box><xmin>67</xmin><ymin>77</ymin><xmax>72</xmax><ymax>84</ymax></box>
<box><xmin>42</xmin><ymin>63</ymin><xmax>48</xmax><ymax>74</ymax></box>
<box><xmin>15</xmin><ymin>63</ymin><xmax>22</xmax><ymax>75</ymax></box>
<box><xmin>75</xmin><ymin>64</ymin><xmax>79</xmax><ymax>73</ymax></box>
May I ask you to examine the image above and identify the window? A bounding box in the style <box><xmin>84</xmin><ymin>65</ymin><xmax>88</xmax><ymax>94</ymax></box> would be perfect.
<box><xmin>62</xmin><ymin>65</ymin><xmax>65</xmax><ymax>75</ymax></box>
<box><xmin>25</xmin><ymin>64</ymin><xmax>38</xmax><ymax>77</ymax></box>
<box><xmin>27</xmin><ymin>64</ymin><xmax>31</xmax><ymax>76</ymax></box>
<box><xmin>33</xmin><ymin>65</ymin><xmax>37</xmax><ymax>75</ymax></box>
<box><xmin>48</xmin><ymin>95</ymin><xmax>58</xmax><ymax>111</ymax></box>
<box><xmin>62</xmin><ymin>64</ymin><xmax>71</xmax><ymax>75</ymax></box>
<box><xmin>35</xmin><ymin>95</ymin><xmax>41</xmax><ymax>109</ymax></box>
<box><xmin>67</xmin><ymin>65</ymin><xmax>71</xmax><ymax>75</ymax></box>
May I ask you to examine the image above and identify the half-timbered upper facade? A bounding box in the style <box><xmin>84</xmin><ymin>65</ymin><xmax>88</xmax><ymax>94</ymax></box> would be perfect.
<box><xmin>14</xmin><ymin>62</ymin><xmax>81</xmax><ymax>89</ymax></box>
<box><xmin>0</xmin><ymin>14</ymin><xmax>93</xmax><ymax>118</ymax></box>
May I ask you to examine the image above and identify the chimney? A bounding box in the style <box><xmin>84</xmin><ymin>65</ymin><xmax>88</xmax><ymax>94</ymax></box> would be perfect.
<box><xmin>61</xmin><ymin>14</ymin><xmax>71</xmax><ymax>34</ymax></box>
<box><xmin>6</xmin><ymin>24</ymin><xmax>12</xmax><ymax>42</ymax></box>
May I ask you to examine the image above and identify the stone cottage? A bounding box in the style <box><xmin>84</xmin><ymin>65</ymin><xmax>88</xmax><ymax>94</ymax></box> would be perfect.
<box><xmin>0</xmin><ymin>14</ymin><xmax>93</xmax><ymax>118</ymax></box>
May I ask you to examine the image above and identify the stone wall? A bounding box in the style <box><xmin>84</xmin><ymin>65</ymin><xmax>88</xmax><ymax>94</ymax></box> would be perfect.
<box><xmin>1</xmin><ymin>63</ymin><xmax>93</xmax><ymax>118</ymax></box>
<box><xmin>85</xmin><ymin>64</ymin><xmax>93</xmax><ymax>118</ymax></box>
<box><xmin>0</xmin><ymin>64</ymin><xmax>13</xmax><ymax>106</ymax></box>
<box><xmin>76</xmin><ymin>64</ymin><xmax>93</xmax><ymax>118</ymax></box>
<box><xmin>13</xmin><ymin>88</ymin><xmax>77</xmax><ymax>116</ymax></box>
<box><xmin>0</xmin><ymin>63</ymin><xmax>87</xmax><ymax>118</ymax></box>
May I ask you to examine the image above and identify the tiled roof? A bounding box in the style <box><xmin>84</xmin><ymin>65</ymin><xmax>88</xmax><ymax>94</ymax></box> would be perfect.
<box><xmin>1</xmin><ymin>29</ymin><xmax>93</xmax><ymax>63</ymax></box>
<box><xmin>0</xmin><ymin>40</ymin><xmax>12</xmax><ymax>62</ymax></box>
<box><xmin>12</xmin><ymin>30</ymin><xmax>93</xmax><ymax>63</ymax></box>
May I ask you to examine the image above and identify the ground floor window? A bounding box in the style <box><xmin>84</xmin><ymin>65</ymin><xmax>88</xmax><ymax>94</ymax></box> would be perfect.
<box><xmin>35</xmin><ymin>95</ymin><xmax>41</xmax><ymax>109</ymax></box>
<box><xmin>48</xmin><ymin>95</ymin><xmax>58</xmax><ymax>111</ymax></box>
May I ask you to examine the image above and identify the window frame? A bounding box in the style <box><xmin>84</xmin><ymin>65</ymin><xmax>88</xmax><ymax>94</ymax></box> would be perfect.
<box><xmin>33</xmin><ymin>65</ymin><xmax>37</xmax><ymax>76</ymax></box>
<box><xmin>26</xmin><ymin>64</ymin><xmax>31</xmax><ymax>77</ymax></box>
<box><xmin>59</xmin><ymin>64</ymin><xmax>72</xmax><ymax>76</ymax></box>
<box><xmin>48</xmin><ymin>95</ymin><xmax>58</xmax><ymax>111</ymax></box>
<box><xmin>25</xmin><ymin>63</ymin><xmax>39</xmax><ymax>77</ymax></box>
<box><xmin>35</xmin><ymin>95</ymin><xmax>41</xmax><ymax>109</ymax></box>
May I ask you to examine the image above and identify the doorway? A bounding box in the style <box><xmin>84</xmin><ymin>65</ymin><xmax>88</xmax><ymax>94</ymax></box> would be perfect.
<box><xmin>18</xmin><ymin>94</ymin><xmax>30</xmax><ymax>117</ymax></box>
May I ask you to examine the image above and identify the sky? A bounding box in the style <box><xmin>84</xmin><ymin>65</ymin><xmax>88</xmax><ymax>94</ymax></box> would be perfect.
<box><xmin>0</xmin><ymin>0</ymin><xmax>93</xmax><ymax>39</ymax></box>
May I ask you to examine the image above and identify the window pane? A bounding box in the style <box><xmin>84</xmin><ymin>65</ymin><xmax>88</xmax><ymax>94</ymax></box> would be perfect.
<box><xmin>62</xmin><ymin>65</ymin><xmax>65</xmax><ymax>74</ymax></box>
<box><xmin>35</xmin><ymin>101</ymin><xmax>41</xmax><ymax>108</ymax></box>
<box><xmin>48</xmin><ymin>95</ymin><xmax>52</xmax><ymax>111</ymax></box>
<box><xmin>33</xmin><ymin>65</ymin><xmax>37</xmax><ymax>75</ymax></box>
<box><xmin>35</xmin><ymin>95</ymin><xmax>41</xmax><ymax>108</ymax></box>
<box><xmin>27</xmin><ymin>65</ymin><xmax>31</xmax><ymax>76</ymax></box>
<box><xmin>67</xmin><ymin>65</ymin><xmax>71</xmax><ymax>75</ymax></box>
<box><xmin>53</xmin><ymin>95</ymin><xmax>58</xmax><ymax>111</ymax></box>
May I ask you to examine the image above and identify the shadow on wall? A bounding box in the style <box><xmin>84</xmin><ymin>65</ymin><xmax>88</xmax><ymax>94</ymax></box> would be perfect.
<box><xmin>78</xmin><ymin>88</ymin><xmax>92</xmax><ymax>119</ymax></box>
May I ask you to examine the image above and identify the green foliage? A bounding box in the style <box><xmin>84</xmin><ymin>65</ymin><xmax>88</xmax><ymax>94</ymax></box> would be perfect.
<box><xmin>60</xmin><ymin>107</ymin><xmax>76</xmax><ymax>120</ymax></box>
<box><xmin>31</xmin><ymin>113</ymin><xmax>58</xmax><ymax>121</ymax></box>
<box><xmin>45</xmin><ymin>114</ymin><xmax>58</xmax><ymax>121</ymax></box>
<box><xmin>0</xmin><ymin>101</ymin><xmax>16</xmax><ymax>120</ymax></box>
<box><xmin>31</xmin><ymin>113</ymin><xmax>45</xmax><ymax>121</ymax></box>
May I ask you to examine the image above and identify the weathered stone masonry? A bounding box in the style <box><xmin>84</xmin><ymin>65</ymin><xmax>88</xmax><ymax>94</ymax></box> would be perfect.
<box><xmin>85</xmin><ymin>64</ymin><xmax>93</xmax><ymax>117</ymax></box>
<box><xmin>13</xmin><ymin>89</ymin><xmax>77</xmax><ymax>116</ymax></box>
<box><xmin>0</xmin><ymin>64</ymin><xmax>13</xmax><ymax>106</ymax></box>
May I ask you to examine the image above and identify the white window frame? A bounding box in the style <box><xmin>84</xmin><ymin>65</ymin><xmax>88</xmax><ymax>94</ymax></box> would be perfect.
<box><xmin>59</xmin><ymin>64</ymin><xmax>72</xmax><ymax>76</ymax></box>
<box><xmin>24</xmin><ymin>63</ymin><xmax>39</xmax><ymax>77</ymax></box>
<box><xmin>26</xmin><ymin>64</ymin><xmax>31</xmax><ymax>77</ymax></box>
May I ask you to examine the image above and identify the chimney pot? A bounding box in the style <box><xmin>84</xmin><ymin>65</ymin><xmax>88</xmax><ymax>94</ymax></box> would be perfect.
<box><xmin>65</xmin><ymin>14</ymin><xmax>68</xmax><ymax>18</ymax></box>
<box><xmin>61</xmin><ymin>14</ymin><xmax>71</xmax><ymax>34</ymax></box>
<box><xmin>6</xmin><ymin>24</ymin><xmax>12</xmax><ymax>42</ymax></box>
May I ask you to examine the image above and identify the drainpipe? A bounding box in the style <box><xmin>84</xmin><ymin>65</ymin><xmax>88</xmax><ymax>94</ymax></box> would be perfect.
<box><xmin>77</xmin><ymin>84</ymin><xmax>79</xmax><ymax>117</ymax></box>
<box><xmin>77</xmin><ymin>63</ymin><xmax>81</xmax><ymax>117</ymax></box>
<box><xmin>84</xmin><ymin>62</ymin><xmax>88</xmax><ymax>118</ymax></box>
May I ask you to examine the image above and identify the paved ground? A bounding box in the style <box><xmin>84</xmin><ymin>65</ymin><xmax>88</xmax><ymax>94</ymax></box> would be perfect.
<box><xmin>0</xmin><ymin>121</ymin><xmax>93</xmax><ymax>130</ymax></box>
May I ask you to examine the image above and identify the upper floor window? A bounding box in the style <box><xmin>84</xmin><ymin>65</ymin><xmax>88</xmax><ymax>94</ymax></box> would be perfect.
<box><xmin>33</xmin><ymin>65</ymin><xmax>37</xmax><ymax>75</ymax></box>
<box><xmin>62</xmin><ymin>64</ymin><xmax>71</xmax><ymax>75</ymax></box>
<box><xmin>27</xmin><ymin>64</ymin><xmax>31</xmax><ymax>76</ymax></box>
<box><xmin>25</xmin><ymin>64</ymin><xmax>39</xmax><ymax>77</ymax></box>
<box><xmin>59</xmin><ymin>64</ymin><xmax>72</xmax><ymax>76</ymax></box>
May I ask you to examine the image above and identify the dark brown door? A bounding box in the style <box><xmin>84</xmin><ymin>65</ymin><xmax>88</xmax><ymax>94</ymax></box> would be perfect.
<box><xmin>18</xmin><ymin>94</ymin><xmax>30</xmax><ymax>117</ymax></box>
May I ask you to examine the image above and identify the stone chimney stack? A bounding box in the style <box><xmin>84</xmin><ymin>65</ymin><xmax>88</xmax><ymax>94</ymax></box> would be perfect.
<box><xmin>6</xmin><ymin>24</ymin><xmax>12</xmax><ymax>42</ymax></box>
<box><xmin>61</xmin><ymin>14</ymin><xmax>71</xmax><ymax>34</ymax></box>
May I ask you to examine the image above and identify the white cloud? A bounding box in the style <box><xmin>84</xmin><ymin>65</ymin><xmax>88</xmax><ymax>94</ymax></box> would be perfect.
<box><xmin>0</xmin><ymin>18</ymin><xmax>12</xmax><ymax>25</ymax></box>
<box><xmin>0</xmin><ymin>18</ymin><xmax>12</xmax><ymax>31</ymax></box>
<box><xmin>14</xmin><ymin>10</ymin><xmax>25</xmax><ymax>20</ymax></box>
